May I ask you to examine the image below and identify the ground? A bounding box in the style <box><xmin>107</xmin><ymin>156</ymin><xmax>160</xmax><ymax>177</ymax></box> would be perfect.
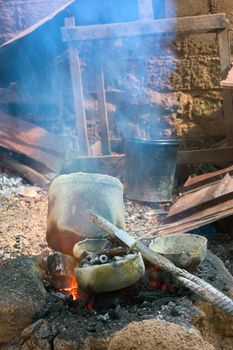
<box><xmin>1</xmin><ymin>171</ymin><xmax>233</xmax><ymax>279</ymax></box>
<box><xmin>0</xmin><ymin>171</ymin><xmax>158</xmax><ymax>260</ymax></box>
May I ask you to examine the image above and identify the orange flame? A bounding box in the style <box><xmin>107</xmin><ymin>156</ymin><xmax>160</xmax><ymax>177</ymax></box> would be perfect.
<box><xmin>58</xmin><ymin>275</ymin><xmax>79</xmax><ymax>300</ymax></box>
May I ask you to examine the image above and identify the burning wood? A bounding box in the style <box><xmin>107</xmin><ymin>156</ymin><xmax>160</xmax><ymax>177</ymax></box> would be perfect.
<box><xmin>46</xmin><ymin>252</ymin><xmax>78</xmax><ymax>300</ymax></box>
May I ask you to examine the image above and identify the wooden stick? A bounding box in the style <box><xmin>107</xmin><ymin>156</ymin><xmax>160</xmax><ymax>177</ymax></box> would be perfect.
<box><xmin>0</xmin><ymin>152</ymin><xmax>49</xmax><ymax>188</ymax></box>
<box><xmin>95</xmin><ymin>247</ymin><xmax>127</xmax><ymax>257</ymax></box>
<box><xmin>89</xmin><ymin>212</ymin><xmax>233</xmax><ymax>316</ymax></box>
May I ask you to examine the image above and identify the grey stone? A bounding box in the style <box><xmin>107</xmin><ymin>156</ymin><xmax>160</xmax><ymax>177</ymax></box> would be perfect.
<box><xmin>0</xmin><ymin>256</ymin><xmax>47</xmax><ymax>347</ymax></box>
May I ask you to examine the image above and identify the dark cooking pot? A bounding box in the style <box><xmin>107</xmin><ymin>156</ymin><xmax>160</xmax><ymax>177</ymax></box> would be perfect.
<box><xmin>125</xmin><ymin>138</ymin><xmax>179</xmax><ymax>202</ymax></box>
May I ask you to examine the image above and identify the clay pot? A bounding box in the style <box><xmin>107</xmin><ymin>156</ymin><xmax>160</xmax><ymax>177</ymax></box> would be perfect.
<box><xmin>46</xmin><ymin>173</ymin><xmax>125</xmax><ymax>255</ymax></box>
<box><xmin>149</xmin><ymin>233</ymin><xmax>207</xmax><ymax>269</ymax></box>
<box><xmin>73</xmin><ymin>238</ymin><xmax>145</xmax><ymax>293</ymax></box>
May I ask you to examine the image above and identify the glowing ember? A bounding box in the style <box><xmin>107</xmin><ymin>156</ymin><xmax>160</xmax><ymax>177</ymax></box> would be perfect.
<box><xmin>86</xmin><ymin>299</ymin><xmax>94</xmax><ymax>310</ymax></box>
<box><xmin>149</xmin><ymin>275</ymin><xmax>158</xmax><ymax>288</ymax></box>
<box><xmin>161</xmin><ymin>281</ymin><xmax>168</xmax><ymax>292</ymax></box>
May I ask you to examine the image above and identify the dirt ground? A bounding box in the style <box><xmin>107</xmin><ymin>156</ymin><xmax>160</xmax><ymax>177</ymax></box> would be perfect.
<box><xmin>0</xmin><ymin>178</ymin><xmax>158</xmax><ymax>260</ymax></box>
<box><xmin>0</xmin><ymin>171</ymin><xmax>233</xmax><ymax>276</ymax></box>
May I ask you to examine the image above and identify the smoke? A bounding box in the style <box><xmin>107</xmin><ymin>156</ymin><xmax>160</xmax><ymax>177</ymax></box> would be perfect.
<box><xmin>0</xmin><ymin>0</ymin><xmax>177</xmax><ymax>157</ymax></box>
<box><xmin>71</xmin><ymin>0</ymin><xmax>177</xmax><ymax>140</ymax></box>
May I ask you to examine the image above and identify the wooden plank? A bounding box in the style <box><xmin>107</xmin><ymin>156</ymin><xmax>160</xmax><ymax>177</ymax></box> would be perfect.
<box><xmin>62</xmin><ymin>154</ymin><xmax>125</xmax><ymax>177</ymax></box>
<box><xmin>90</xmin><ymin>140</ymin><xmax>102</xmax><ymax>156</ymax></box>
<box><xmin>221</xmin><ymin>66</ymin><xmax>233</xmax><ymax>89</ymax></box>
<box><xmin>0</xmin><ymin>112</ymin><xmax>65</xmax><ymax>172</ymax></box>
<box><xmin>65</xmin><ymin>17</ymin><xmax>89</xmax><ymax>156</ymax></box>
<box><xmin>177</xmin><ymin>146</ymin><xmax>233</xmax><ymax>164</ymax></box>
<box><xmin>222</xmin><ymin>90</ymin><xmax>233</xmax><ymax>145</ymax></box>
<box><xmin>138</xmin><ymin>0</ymin><xmax>154</xmax><ymax>20</ymax></box>
<box><xmin>96</xmin><ymin>65</ymin><xmax>111</xmax><ymax>155</ymax></box>
<box><xmin>218</xmin><ymin>28</ymin><xmax>233</xmax><ymax>145</ymax></box>
<box><xmin>218</xmin><ymin>29</ymin><xmax>231</xmax><ymax>80</ymax></box>
<box><xmin>184</xmin><ymin>165</ymin><xmax>233</xmax><ymax>188</ymax></box>
<box><xmin>61</xmin><ymin>14</ymin><xmax>227</xmax><ymax>42</ymax></box>
<box><xmin>155</xmin><ymin>205</ymin><xmax>233</xmax><ymax>235</ymax></box>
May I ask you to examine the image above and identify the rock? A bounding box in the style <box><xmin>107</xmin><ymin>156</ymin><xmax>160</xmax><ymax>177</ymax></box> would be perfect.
<box><xmin>16</xmin><ymin>186</ymin><xmax>41</xmax><ymax>198</ymax></box>
<box><xmin>53</xmin><ymin>337</ymin><xmax>78</xmax><ymax>350</ymax></box>
<box><xmin>20</xmin><ymin>319</ymin><xmax>53</xmax><ymax>350</ymax></box>
<box><xmin>108</xmin><ymin>319</ymin><xmax>214</xmax><ymax>350</ymax></box>
<box><xmin>0</xmin><ymin>256</ymin><xmax>47</xmax><ymax>347</ymax></box>
<box><xmin>192</xmin><ymin>300</ymin><xmax>233</xmax><ymax>349</ymax></box>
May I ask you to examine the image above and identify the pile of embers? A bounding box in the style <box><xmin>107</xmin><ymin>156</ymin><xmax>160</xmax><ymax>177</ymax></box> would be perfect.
<box><xmin>23</xmin><ymin>242</ymin><xmax>233</xmax><ymax>349</ymax></box>
<box><xmin>1</xmin><ymin>238</ymin><xmax>233</xmax><ymax>349</ymax></box>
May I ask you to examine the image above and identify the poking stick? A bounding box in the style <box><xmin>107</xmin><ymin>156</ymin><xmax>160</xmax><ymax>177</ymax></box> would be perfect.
<box><xmin>89</xmin><ymin>212</ymin><xmax>233</xmax><ymax>316</ymax></box>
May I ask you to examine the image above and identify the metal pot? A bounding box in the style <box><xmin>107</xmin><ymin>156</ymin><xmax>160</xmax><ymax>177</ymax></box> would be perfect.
<box><xmin>125</xmin><ymin>138</ymin><xmax>179</xmax><ymax>202</ymax></box>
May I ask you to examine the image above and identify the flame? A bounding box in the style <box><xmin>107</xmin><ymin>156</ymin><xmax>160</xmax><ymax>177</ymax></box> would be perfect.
<box><xmin>58</xmin><ymin>275</ymin><xmax>79</xmax><ymax>300</ymax></box>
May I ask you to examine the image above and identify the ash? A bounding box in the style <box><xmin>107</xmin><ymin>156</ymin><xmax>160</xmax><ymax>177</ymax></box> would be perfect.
<box><xmin>40</xmin><ymin>291</ymin><xmax>199</xmax><ymax>344</ymax></box>
<box><xmin>0</xmin><ymin>171</ymin><xmax>24</xmax><ymax>197</ymax></box>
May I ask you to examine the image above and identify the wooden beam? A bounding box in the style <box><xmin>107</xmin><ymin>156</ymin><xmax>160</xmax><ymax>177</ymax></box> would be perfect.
<box><xmin>138</xmin><ymin>0</ymin><xmax>154</xmax><ymax>20</ymax></box>
<box><xmin>0</xmin><ymin>152</ymin><xmax>49</xmax><ymax>188</ymax></box>
<box><xmin>177</xmin><ymin>146</ymin><xmax>233</xmax><ymax>164</ymax></box>
<box><xmin>96</xmin><ymin>65</ymin><xmax>111</xmax><ymax>155</ymax></box>
<box><xmin>65</xmin><ymin>17</ymin><xmax>89</xmax><ymax>156</ymax></box>
<box><xmin>61</xmin><ymin>14</ymin><xmax>227</xmax><ymax>42</ymax></box>
<box><xmin>218</xmin><ymin>28</ymin><xmax>233</xmax><ymax>146</ymax></box>
<box><xmin>222</xmin><ymin>90</ymin><xmax>233</xmax><ymax>146</ymax></box>
<box><xmin>218</xmin><ymin>28</ymin><xmax>231</xmax><ymax>80</ymax></box>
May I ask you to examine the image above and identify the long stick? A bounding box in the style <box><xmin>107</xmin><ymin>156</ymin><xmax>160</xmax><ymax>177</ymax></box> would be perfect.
<box><xmin>89</xmin><ymin>212</ymin><xmax>233</xmax><ymax>316</ymax></box>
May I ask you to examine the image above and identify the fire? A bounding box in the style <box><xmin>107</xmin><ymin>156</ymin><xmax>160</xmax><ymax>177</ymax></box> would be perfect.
<box><xmin>148</xmin><ymin>268</ymin><xmax>173</xmax><ymax>292</ymax></box>
<box><xmin>59</xmin><ymin>275</ymin><xmax>79</xmax><ymax>300</ymax></box>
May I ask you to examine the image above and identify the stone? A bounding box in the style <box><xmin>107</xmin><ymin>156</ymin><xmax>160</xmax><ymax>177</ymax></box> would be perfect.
<box><xmin>190</xmin><ymin>57</ymin><xmax>220</xmax><ymax>89</ymax></box>
<box><xmin>20</xmin><ymin>319</ymin><xmax>53</xmax><ymax>350</ymax></box>
<box><xmin>108</xmin><ymin>319</ymin><xmax>214</xmax><ymax>350</ymax></box>
<box><xmin>193</xmin><ymin>300</ymin><xmax>233</xmax><ymax>349</ymax></box>
<box><xmin>188</xmin><ymin>33</ymin><xmax>219</xmax><ymax>56</ymax></box>
<box><xmin>53</xmin><ymin>337</ymin><xmax>78</xmax><ymax>350</ymax></box>
<box><xmin>145</xmin><ymin>57</ymin><xmax>191</xmax><ymax>91</ymax></box>
<box><xmin>0</xmin><ymin>256</ymin><xmax>47</xmax><ymax>347</ymax></box>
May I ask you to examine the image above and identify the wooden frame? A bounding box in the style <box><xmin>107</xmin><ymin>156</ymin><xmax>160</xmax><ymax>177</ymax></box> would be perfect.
<box><xmin>62</xmin><ymin>0</ymin><xmax>232</xmax><ymax>163</ymax></box>
<box><xmin>61</xmin><ymin>14</ymin><xmax>228</xmax><ymax>42</ymax></box>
